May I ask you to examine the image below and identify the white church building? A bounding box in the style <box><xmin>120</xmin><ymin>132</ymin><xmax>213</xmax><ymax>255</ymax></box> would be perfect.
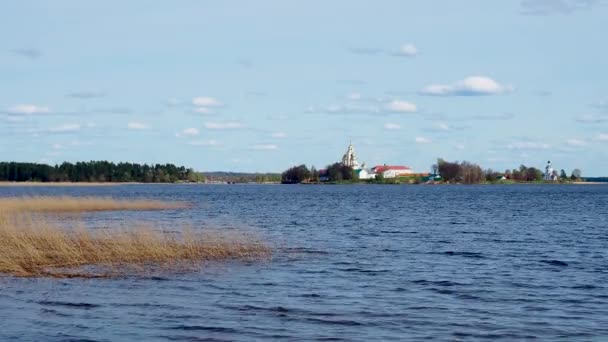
<box><xmin>340</xmin><ymin>142</ymin><xmax>414</xmax><ymax>180</ymax></box>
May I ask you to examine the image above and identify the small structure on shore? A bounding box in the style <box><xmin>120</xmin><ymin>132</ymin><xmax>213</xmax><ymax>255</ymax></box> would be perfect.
<box><xmin>544</xmin><ymin>161</ymin><xmax>559</xmax><ymax>181</ymax></box>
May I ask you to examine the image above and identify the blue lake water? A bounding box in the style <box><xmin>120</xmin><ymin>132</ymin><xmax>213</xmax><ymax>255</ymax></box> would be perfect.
<box><xmin>1</xmin><ymin>184</ymin><xmax>607</xmax><ymax>341</ymax></box>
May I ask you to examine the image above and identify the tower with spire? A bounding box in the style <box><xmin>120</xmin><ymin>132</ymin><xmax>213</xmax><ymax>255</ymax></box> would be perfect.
<box><xmin>341</xmin><ymin>142</ymin><xmax>360</xmax><ymax>169</ymax></box>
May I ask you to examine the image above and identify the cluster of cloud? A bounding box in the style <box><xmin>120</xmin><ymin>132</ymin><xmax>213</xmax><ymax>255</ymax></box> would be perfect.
<box><xmin>420</xmin><ymin>76</ymin><xmax>512</xmax><ymax>96</ymax></box>
<box><xmin>386</xmin><ymin>100</ymin><xmax>417</xmax><ymax>113</ymax></box>
<box><xmin>6</xmin><ymin>104</ymin><xmax>51</xmax><ymax>115</ymax></box>
<box><xmin>28</xmin><ymin>123</ymin><xmax>82</xmax><ymax>135</ymax></box>
<box><xmin>310</xmin><ymin>96</ymin><xmax>417</xmax><ymax>116</ymax></box>
<box><xmin>192</xmin><ymin>96</ymin><xmax>221</xmax><ymax>114</ymax></box>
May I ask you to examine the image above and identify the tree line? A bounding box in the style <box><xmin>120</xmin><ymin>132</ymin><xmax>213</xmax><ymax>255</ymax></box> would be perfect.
<box><xmin>0</xmin><ymin>161</ymin><xmax>204</xmax><ymax>183</ymax></box>
<box><xmin>281</xmin><ymin>163</ymin><xmax>355</xmax><ymax>184</ymax></box>
<box><xmin>434</xmin><ymin>159</ymin><xmax>582</xmax><ymax>184</ymax></box>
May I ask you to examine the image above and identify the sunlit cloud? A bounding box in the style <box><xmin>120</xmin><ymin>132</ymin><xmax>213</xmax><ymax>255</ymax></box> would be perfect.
<box><xmin>176</xmin><ymin>127</ymin><xmax>199</xmax><ymax>137</ymax></box>
<box><xmin>6</xmin><ymin>104</ymin><xmax>51</xmax><ymax>115</ymax></box>
<box><xmin>420</xmin><ymin>76</ymin><xmax>512</xmax><ymax>96</ymax></box>
<box><xmin>192</xmin><ymin>97</ymin><xmax>221</xmax><ymax>107</ymax></box>
<box><xmin>384</xmin><ymin>123</ymin><xmax>401</xmax><ymax>130</ymax></box>
<box><xmin>386</xmin><ymin>100</ymin><xmax>417</xmax><ymax>113</ymax></box>
<box><xmin>415</xmin><ymin>136</ymin><xmax>432</xmax><ymax>144</ymax></box>
<box><xmin>392</xmin><ymin>43</ymin><xmax>418</xmax><ymax>57</ymax></box>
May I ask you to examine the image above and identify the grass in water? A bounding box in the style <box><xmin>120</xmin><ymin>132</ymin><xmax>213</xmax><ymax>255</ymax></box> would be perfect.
<box><xmin>0</xmin><ymin>197</ymin><xmax>270</xmax><ymax>278</ymax></box>
<box><xmin>0</xmin><ymin>196</ymin><xmax>186</xmax><ymax>213</ymax></box>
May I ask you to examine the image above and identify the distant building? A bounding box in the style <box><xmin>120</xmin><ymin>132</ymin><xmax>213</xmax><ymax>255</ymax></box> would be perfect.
<box><xmin>341</xmin><ymin>142</ymin><xmax>360</xmax><ymax>168</ymax></box>
<box><xmin>356</xmin><ymin>168</ymin><xmax>376</xmax><ymax>180</ymax></box>
<box><xmin>372</xmin><ymin>165</ymin><xmax>413</xmax><ymax>179</ymax></box>
<box><xmin>544</xmin><ymin>161</ymin><xmax>559</xmax><ymax>181</ymax></box>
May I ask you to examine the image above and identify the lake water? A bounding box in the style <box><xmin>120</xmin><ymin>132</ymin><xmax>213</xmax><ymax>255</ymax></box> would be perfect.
<box><xmin>1</xmin><ymin>184</ymin><xmax>607</xmax><ymax>341</ymax></box>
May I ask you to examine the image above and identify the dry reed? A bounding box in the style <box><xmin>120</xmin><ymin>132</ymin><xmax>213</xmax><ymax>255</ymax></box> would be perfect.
<box><xmin>0</xmin><ymin>196</ymin><xmax>186</xmax><ymax>213</ymax></box>
<box><xmin>0</xmin><ymin>196</ymin><xmax>270</xmax><ymax>278</ymax></box>
<box><xmin>0</xmin><ymin>212</ymin><xmax>270</xmax><ymax>278</ymax></box>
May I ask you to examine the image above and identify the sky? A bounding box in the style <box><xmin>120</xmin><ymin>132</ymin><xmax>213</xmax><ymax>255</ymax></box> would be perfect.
<box><xmin>1</xmin><ymin>1</ymin><xmax>608</xmax><ymax>175</ymax></box>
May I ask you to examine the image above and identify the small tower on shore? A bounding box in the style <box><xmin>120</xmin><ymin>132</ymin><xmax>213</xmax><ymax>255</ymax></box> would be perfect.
<box><xmin>544</xmin><ymin>161</ymin><xmax>554</xmax><ymax>181</ymax></box>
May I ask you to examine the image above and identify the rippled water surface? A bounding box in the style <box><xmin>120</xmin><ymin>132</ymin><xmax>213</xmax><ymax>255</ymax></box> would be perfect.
<box><xmin>1</xmin><ymin>184</ymin><xmax>608</xmax><ymax>341</ymax></box>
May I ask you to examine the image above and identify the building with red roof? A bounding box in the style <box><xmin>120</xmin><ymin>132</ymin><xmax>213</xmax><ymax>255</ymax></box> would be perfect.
<box><xmin>371</xmin><ymin>165</ymin><xmax>413</xmax><ymax>178</ymax></box>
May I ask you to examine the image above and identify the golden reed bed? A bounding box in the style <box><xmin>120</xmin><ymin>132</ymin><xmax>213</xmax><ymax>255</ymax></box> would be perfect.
<box><xmin>0</xmin><ymin>197</ymin><xmax>270</xmax><ymax>278</ymax></box>
<box><xmin>0</xmin><ymin>196</ymin><xmax>186</xmax><ymax>213</ymax></box>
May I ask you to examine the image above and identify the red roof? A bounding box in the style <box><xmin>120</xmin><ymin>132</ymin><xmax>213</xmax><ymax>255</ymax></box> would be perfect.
<box><xmin>372</xmin><ymin>165</ymin><xmax>411</xmax><ymax>173</ymax></box>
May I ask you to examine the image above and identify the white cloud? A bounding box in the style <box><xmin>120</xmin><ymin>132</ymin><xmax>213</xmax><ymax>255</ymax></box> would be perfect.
<box><xmin>386</xmin><ymin>100</ymin><xmax>417</xmax><ymax>113</ymax></box>
<box><xmin>347</xmin><ymin>92</ymin><xmax>362</xmax><ymax>100</ymax></box>
<box><xmin>7</xmin><ymin>104</ymin><xmax>51</xmax><ymax>114</ymax></box>
<box><xmin>204</xmin><ymin>121</ymin><xmax>243</xmax><ymax>130</ymax></box>
<box><xmin>127</xmin><ymin>121</ymin><xmax>149</xmax><ymax>130</ymax></box>
<box><xmin>251</xmin><ymin>144</ymin><xmax>278</xmax><ymax>150</ymax></box>
<box><xmin>188</xmin><ymin>139</ymin><xmax>219</xmax><ymax>146</ymax></box>
<box><xmin>415</xmin><ymin>136</ymin><xmax>432</xmax><ymax>144</ymax></box>
<box><xmin>395</xmin><ymin>44</ymin><xmax>418</xmax><ymax>57</ymax></box>
<box><xmin>52</xmin><ymin>143</ymin><xmax>64</xmax><ymax>150</ymax></box>
<box><xmin>438</xmin><ymin>122</ymin><xmax>450</xmax><ymax>131</ymax></box>
<box><xmin>194</xmin><ymin>107</ymin><xmax>211</xmax><ymax>114</ymax></box>
<box><xmin>50</xmin><ymin>124</ymin><xmax>81</xmax><ymax>133</ymax></box>
<box><xmin>455</xmin><ymin>144</ymin><xmax>465</xmax><ymax>150</ymax></box>
<box><xmin>28</xmin><ymin>123</ymin><xmax>81</xmax><ymax>134</ymax></box>
<box><xmin>421</xmin><ymin>76</ymin><xmax>512</xmax><ymax>96</ymax></box>
<box><xmin>598</xmin><ymin>133</ymin><xmax>608</xmax><ymax>141</ymax></box>
<box><xmin>384</xmin><ymin>123</ymin><xmax>401</xmax><ymax>130</ymax></box>
<box><xmin>507</xmin><ymin>141</ymin><xmax>550</xmax><ymax>150</ymax></box>
<box><xmin>566</xmin><ymin>138</ymin><xmax>587</xmax><ymax>147</ymax></box>
<box><xmin>178</xmin><ymin>127</ymin><xmax>199</xmax><ymax>137</ymax></box>
<box><xmin>192</xmin><ymin>97</ymin><xmax>221</xmax><ymax>107</ymax></box>
<box><xmin>271</xmin><ymin>132</ymin><xmax>287</xmax><ymax>138</ymax></box>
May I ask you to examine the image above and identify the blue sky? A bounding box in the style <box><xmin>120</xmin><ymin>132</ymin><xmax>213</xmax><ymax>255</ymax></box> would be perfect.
<box><xmin>1</xmin><ymin>1</ymin><xmax>607</xmax><ymax>175</ymax></box>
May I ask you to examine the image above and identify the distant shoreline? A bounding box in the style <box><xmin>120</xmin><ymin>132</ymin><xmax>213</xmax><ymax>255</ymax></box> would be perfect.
<box><xmin>1</xmin><ymin>181</ymin><xmax>606</xmax><ymax>187</ymax></box>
